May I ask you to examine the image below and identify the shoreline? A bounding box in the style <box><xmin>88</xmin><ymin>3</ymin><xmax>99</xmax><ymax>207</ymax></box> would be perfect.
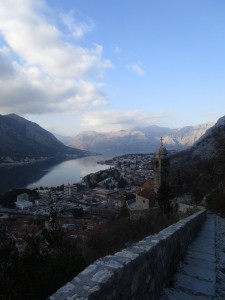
<box><xmin>0</xmin><ymin>153</ymin><xmax>94</xmax><ymax>168</ymax></box>
<box><xmin>0</xmin><ymin>157</ymin><xmax>54</xmax><ymax>168</ymax></box>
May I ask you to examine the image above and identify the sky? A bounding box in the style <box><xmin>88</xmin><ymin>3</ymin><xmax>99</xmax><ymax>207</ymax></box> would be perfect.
<box><xmin>0</xmin><ymin>0</ymin><xmax>225</xmax><ymax>135</ymax></box>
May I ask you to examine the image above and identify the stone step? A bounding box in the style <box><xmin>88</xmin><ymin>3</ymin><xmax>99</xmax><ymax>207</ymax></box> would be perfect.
<box><xmin>162</xmin><ymin>288</ymin><xmax>213</xmax><ymax>300</ymax></box>
<box><xmin>160</xmin><ymin>214</ymin><xmax>216</xmax><ymax>300</ymax></box>
<box><xmin>175</xmin><ymin>273</ymin><xmax>215</xmax><ymax>297</ymax></box>
<box><xmin>181</xmin><ymin>264</ymin><xmax>215</xmax><ymax>282</ymax></box>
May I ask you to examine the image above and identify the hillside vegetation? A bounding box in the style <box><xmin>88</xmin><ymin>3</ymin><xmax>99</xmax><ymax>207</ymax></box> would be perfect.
<box><xmin>0</xmin><ymin>209</ymin><xmax>178</xmax><ymax>300</ymax></box>
<box><xmin>170</xmin><ymin>116</ymin><xmax>225</xmax><ymax>214</ymax></box>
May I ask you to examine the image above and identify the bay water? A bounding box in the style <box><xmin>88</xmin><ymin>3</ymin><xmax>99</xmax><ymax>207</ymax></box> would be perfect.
<box><xmin>0</xmin><ymin>155</ymin><xmax>111</xmax><ymax>195</ymax></box>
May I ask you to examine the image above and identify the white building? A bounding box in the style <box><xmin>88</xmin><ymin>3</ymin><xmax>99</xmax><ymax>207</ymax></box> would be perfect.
<box><xmin>15</xmin><ymin>193</ymin><xmax>33</xmax><ymax>210</ymax></box>
<box><xmin>64</xmin><ymin>184</ymin><xmax>77</xmax><ymax>199</ymax></box>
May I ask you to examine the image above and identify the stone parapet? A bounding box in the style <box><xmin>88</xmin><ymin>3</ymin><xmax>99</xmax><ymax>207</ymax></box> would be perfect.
<box><xmin>49</xmin><ymin>209</ymin><xmax>206</xmax><ymax>300</ymax></box>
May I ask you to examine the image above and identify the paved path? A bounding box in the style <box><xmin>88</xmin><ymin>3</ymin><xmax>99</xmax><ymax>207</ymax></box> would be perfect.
<box><xmin>161</xmin><ymin>213</ymin><xmax>216</xmax><ymax>300</ymax></box>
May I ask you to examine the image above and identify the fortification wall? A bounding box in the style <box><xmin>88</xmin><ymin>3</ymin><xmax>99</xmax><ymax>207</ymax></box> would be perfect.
<box><xmin>49</xmin><ymin>209</ymin><xmax>206</xmax><ymax>300</ymax></box>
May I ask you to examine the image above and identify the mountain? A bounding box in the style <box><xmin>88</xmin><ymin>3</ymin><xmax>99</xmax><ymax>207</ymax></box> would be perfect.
<box><xmin>170</xmin><ymin>115</ymin><xmax>225</xmax><ymax>213</ymax></box>
<box><xmin>0</xmin><ymin>114</ymin><xmax>86</xmax><ymax>163</ymax></box>
<box><xmin>67</xmin><ymin>123</ymin><xmax>214</xmax><ymax>155</ymax></box>
<box><xmin>53</xmin><ymin>133</ymin><xmax>73</xmax><ymax>145</ymax></box>
<box><xmin>191</xmin><ymin>115</ymin><xmax>225</xmax><ymax>158</ymax></box>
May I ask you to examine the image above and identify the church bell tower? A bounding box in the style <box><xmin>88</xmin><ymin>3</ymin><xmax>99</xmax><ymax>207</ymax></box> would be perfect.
<box><xmin>154</xmin><ymin>137</ymin><xmax>169</xmax><ymax>193</ymax></box>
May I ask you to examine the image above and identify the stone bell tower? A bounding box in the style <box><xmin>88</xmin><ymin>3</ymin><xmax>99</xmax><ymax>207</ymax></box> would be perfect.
<box><xmin>154</xmin><ymin>137</ymin><xmax>169</xmax><ymax>193</ymax></box>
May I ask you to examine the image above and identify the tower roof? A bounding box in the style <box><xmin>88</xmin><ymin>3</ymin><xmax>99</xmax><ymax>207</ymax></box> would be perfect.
<box><xmin>156</xmin><ymin>137</ymin><xmax>167</xmax><ymax>156</ymax></box>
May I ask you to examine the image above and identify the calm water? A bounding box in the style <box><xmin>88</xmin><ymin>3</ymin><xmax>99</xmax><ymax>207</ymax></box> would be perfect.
<box><xmin>0</xmin><ymin>155</ymin><xmax>111</xmax><ymax>195</ymax></box>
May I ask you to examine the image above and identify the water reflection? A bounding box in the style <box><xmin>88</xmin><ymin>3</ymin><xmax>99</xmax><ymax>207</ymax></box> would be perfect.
<box><xmin>0</xmin><ymin>155</ymin><xmax>110</xmax><ymax>195</ymax></box>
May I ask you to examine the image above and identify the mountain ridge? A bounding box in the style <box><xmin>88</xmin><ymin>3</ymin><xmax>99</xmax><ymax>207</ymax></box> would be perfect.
<box><xmin>66</xmin><ymin>122</ymin><xmax>214</xmax><ymax>155</ymax></box>
<box><xmin>191</xmin><ymin>115</ymin><xmax>225</xmax><ymax>158</ymax></box>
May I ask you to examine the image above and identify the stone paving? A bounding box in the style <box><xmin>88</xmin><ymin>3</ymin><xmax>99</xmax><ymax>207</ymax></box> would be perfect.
<box><xmin>215</xmin><ymin>215</ymin><xmax>225</xmax><ymax>299</ymax></box>
<box><xmin>161</xmin><ymin>213</ymin><xmax>216</xmax><ymax>300</ymax></box>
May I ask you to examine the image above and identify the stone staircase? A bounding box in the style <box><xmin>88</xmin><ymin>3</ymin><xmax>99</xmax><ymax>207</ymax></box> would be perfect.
<box><xmin>161</xmin><ymin>214</ymin><xmax>216</xmax><ymax>300</ymax></box>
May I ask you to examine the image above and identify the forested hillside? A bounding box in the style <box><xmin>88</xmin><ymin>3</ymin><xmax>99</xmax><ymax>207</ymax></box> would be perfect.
<box><xmin>170</xmin><ymin>116</ymin><xmax>225</xmax><ymax>214</ymax></box>
<box><xmin>0</xmin><ymin>114</ymin><xmax>86</xmax><ymax>161</ymax></box>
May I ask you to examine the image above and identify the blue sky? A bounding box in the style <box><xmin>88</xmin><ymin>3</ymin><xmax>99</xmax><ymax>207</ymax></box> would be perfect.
<box><xmin>0</xmin><ymin>0</ymin><xmax>225</xmax><ymax>135</ymax></box>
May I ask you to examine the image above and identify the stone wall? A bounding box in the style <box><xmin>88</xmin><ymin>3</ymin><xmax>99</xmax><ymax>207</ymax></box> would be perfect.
<box><xmin>49</xmin><ymin>210</ymin><xmax>206</xmax><ymax>300</ymax></box>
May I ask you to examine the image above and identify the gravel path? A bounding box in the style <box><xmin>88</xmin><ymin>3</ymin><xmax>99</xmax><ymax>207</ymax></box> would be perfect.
<box><xmin>215</xmin><ymin>215</ymin><xmax>225</xmax><ymax>299</ymax></box>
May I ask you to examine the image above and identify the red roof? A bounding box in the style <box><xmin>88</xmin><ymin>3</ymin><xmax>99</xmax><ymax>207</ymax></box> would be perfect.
<box><xmin>137</xmin><ymin>180</ymin><xmax>155</xmax><ymax>198</ymax></box>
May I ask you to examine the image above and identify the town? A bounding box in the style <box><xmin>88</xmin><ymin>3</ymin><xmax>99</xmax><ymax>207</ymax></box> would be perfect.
<box><xmin>0</xmin><ymin>153</ymin><xmax>161</xmax><ymax>247</ymax></box>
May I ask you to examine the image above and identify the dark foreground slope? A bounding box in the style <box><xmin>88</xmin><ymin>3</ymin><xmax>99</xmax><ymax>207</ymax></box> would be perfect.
<box><xmin>170</xmin><ymin>116</ymin><xmax>225</xmax><ymax>214</ymax></box>
<box><xmin>0</xmin><ymin>114</ymin><xmax>86</xmax><ymax>161</ymax></box>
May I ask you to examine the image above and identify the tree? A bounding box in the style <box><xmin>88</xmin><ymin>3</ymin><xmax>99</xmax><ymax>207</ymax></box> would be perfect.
<box><xmin>0</xmin><ymin>210</ymin><xmax>86</xmax><ymax>299</ymax></box>
<box><xmin>71</xmin><ymin>207</ymin><xmax>83</xmax><ymax>218</ymax></box>
<box><xmin>156</xmin><ymin>182</ymin><xmax>171</xmax><ymax>214</ymax></box>
<box><xmin>117</xmin><ymin>177</ymin><xmax>127</xmax><ymax>188</ymax></box>
<box><xmin>0</xmin><ymin>230</ymin><xmax>19</xmax><ymax>298</ymax></box>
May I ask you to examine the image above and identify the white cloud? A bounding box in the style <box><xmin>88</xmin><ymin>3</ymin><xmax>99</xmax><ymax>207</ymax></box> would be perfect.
<box><xmin>81</xmin><ymin>110</ymin><xmax>168</xmax><ymax>132</ymax></box>
<box><xmin>62</xmin><ymin>10</ymin><xmax>95</xmax><ymax>39</ymax></box>
<box><xmin>127</xmin><ymin>62</ymin><xmax>145</xmax><ymax>75</ymax></box>
<box><xmin>0</xmin><ymin>48</ymin><xmax>16</xmax><ymax>79</ymax></box>
<box><xmin>0</xmin><ymin>51</ymin><xmax>108</xmax><ymax>114</ymax></box>
<box><xmin>0</xmin><ymin>0</ymin><xmax>112</xmax><ymax>115</ymax></box>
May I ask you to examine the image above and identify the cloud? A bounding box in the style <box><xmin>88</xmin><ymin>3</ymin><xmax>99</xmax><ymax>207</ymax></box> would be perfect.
<box><xmin>0</xmin><ymin>0</ymin><xmax>112</xmax><ymax>115</ymax></box>
<box><xmin>127</xmin><ymin>62</ymin><xmax>145</xmax><ymax>75</ymax></box>
<box><xmin>0</xmin><ymin>48</ymin><xmax>16</xmax><ymax>79</ymax></box>
<box><xmin>81</xmin><ymin>110</ymin><xmax>168</xmax><ymax>132</ymax></box>
<box><xmin>0</xmin><ymin>52</ymin><xmax>108</xmax><ymax>114</ymax></box>
<box><xmin>61</xmin><ymin>10</ymin><xmax>95</xmax><ymax>39</ymax></box>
